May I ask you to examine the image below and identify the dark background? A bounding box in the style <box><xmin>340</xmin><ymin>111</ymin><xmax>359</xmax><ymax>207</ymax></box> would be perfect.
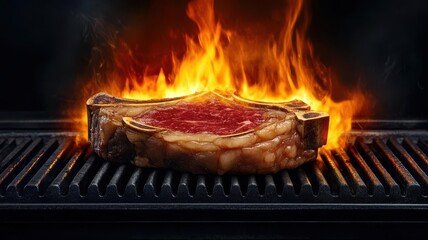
<box><xmin>0</xmin><ymin>0</ymin><xmax>427</xmax><ymax>119</ymax></box>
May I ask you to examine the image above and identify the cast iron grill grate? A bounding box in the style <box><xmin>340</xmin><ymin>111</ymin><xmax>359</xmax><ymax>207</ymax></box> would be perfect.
<box><xmin>0</xmin><ymin>132</ymin><xmax>427</xmax><ymax>203</ymax></box>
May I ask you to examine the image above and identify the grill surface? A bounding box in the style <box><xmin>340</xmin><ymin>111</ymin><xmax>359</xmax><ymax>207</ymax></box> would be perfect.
<box><xmin>1</xmin><ymin>119</ymin><xmax>428</xmax><ymax>239</ymax></box>
<box><xmin>0</xmin><ymin>120</ymin><xmax>427</xmax><ymax>204</ymax></box>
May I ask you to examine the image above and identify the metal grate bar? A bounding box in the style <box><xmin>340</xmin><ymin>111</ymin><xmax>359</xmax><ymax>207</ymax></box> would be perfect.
<box><xmin>417</xmin><ymin>139</ymin><xmax>428</xmax><ymax>159</ymax></box>
<box><xmin>373</xmin><ymin>138</ymin><xmax>420</xmax><ymax>197</ymax></box>
<box><xmin>106</xmin><ymin>164</ymin><xmax>133</xmax><ymax>197</ymax></box>
<box><xmin>388</xmin><ymin>138</ymin><xmax>428</xmax><ymax>195</ymax></box>
<box><xmin>263</xmin><ymin>174</ymin><xmax>277</xmax><ymax>197</ymax></box>
<box><xmin>402</xmin><ymin>137</ymin><xmax>428</xmax><ymax>174</ymax></box>
<box><xmin>5</xmin><ymin>139</ymin><xmax>58</xmax><ymax>198</ymax></box>
<box><xmin>69</xmin><ymin>154</ymin><xmax>100</xmax><ymax>198</ymax></box>
<box><xmin>0</xmin><ymin>138</ymin><xmax>43</xmax><ymax>196</ymax></box>
<box><xmin>0</xmin><ymin>139</ymin><xmax>16</xmax><ymax>162</ymax></box>
<box><xmin>46</xmin><ymin>146</ymin><xmax>88</xmax><ymax>197</ymax></box>
<box><xmin>355</xmin><ymin>138</ymin><xmax>401</xmax><ymax>197</ymax></box>
<box><xmin>125</xmin><ymin>168</ymin><xmax>149</xmax><ymax>197</ymax></box>
<box><xmin>348</xmin><ymin>145</ymin><xmax>384</xmax><ymax>197</ymax></box>
<box><xmin>320</xmin><ymin>148</ymin><xmax>352</xmax><ymax>198</ymax></box>
<box><xmin>0</xmin><ymin>138</ymin><xmax>31</xmax><ymax>172</ymax></box>
<box><xmin>24</xmin><ymin>139</ymin><xmax>73</xmax><ymax>196</ymax></box>
<box><xmin>333</xmin><ymin>148</ymin><xmax>368</xmax><ymax>197</ymax></box>
<box><xmin>88</xmin><ymin>161</ymin><xmax>117</xmax><ymax>197</ymax></box>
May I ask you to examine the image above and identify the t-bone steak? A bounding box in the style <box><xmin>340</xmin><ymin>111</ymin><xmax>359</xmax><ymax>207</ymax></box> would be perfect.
<box><xmin>87</xmin><ymin>91</ymin><xmax>329</xmax><ymax>175</ymax></box>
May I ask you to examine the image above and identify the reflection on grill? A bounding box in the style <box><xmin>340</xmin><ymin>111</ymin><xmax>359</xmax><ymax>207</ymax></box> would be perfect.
<box><xmin>0</xmin><ymin>132</ymin><xmax>427</xmax><ymax>203</ymax></box>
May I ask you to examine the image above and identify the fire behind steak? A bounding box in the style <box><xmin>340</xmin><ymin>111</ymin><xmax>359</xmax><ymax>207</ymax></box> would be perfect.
<box><xmin>87</xmin><ymin>91</ymin><xmax>329</xmax><ymax>175</ymax></box>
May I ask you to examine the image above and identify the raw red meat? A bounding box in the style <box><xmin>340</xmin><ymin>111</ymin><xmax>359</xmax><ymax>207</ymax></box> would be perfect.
<box><xmin>135</xmin><ymin>100</ymin><xmax>266</xmax><ymax>135</ymax></box>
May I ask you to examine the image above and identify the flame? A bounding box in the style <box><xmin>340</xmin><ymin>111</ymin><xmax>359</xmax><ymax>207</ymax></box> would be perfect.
<box><xmin>74</xmin><ymin>0</ymin><xmax>364</xmax><ymax>149</ymax></box>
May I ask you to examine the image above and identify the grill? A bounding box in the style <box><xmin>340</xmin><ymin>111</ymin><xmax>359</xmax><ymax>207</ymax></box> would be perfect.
<box><xmin>1</xmin><ymin>119</ymin><xmax>428</xmax><ymax>239</ymax></box>
<box><xmin>0</xmin><ymin>135</ymin><xmax>428</xmax><ymax>204</ymax></box>
<box><xmin>1</xmin><ymin>119</ymin><xmax>427</xmax><ymax>204</ymax></box>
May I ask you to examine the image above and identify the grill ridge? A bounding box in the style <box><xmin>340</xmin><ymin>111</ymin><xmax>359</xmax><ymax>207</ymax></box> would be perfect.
<box><xmin>0</xmin><ymin>138</ymin><xmax>31</xmax><ymax>172</ymax></box>
<box><xmin>25</xmin><ymin>139</ymin><xmax>74</xmax><ymax>196</ymax></box>
<box><xmin>347</xmin><ymin>145</ymin><xmax>384</xmax><ymax>197</ymax></box>
<box><xmin>389</xmin><ymin>138</ymin><xmax>428</xmax><ymax>195</ymax></box>
<box><xmin>5</xmin><ymin>139</ymin><xmax>58</xmax><ymax>198</ymax></box>
<box><xmin>402</xmin><ymin>137</ymin><xmax>428</xmax><ymax>173</ymax></box>
<box><xmin>418</xmin><ymin>139</ymin><xmax>428</xmax><ymax>156</ymax></box>
<box><xmin>68</xmin><ymin>154</ymin><xmax>100</xmax><ymax>198</ymax></box>
<box><xmin>0</xmin><ymin>138</ymin><xmax>43</xmax><ymax>196</ymax></box>
<box><xmin>0</xmin><ymin>135</ymin><xmax>427</xmax><ymax>203</ymax></box>
<box><xmin>356</xmin><ymin>139</ymin><xmax>400</xmax><ymax>197</ymax></box>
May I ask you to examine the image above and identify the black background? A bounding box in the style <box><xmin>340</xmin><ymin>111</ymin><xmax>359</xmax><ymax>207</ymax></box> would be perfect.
<box><xmin>0</xmin><ymin>0</ymin><xmax>427</xmax><ymax>119</ymax></box>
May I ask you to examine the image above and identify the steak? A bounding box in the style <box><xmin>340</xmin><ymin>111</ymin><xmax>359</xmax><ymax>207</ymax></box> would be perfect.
<box><xmin>87</xmin><ymin>91</ymin><xmax>329</xmax><ymax>174</ymax></box>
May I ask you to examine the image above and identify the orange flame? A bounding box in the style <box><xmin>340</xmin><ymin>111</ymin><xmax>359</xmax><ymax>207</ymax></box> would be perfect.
<box><xmin>74</xmin><ymin>0</ymin><xmax>364</xmax><ymax>149</ymax></box>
